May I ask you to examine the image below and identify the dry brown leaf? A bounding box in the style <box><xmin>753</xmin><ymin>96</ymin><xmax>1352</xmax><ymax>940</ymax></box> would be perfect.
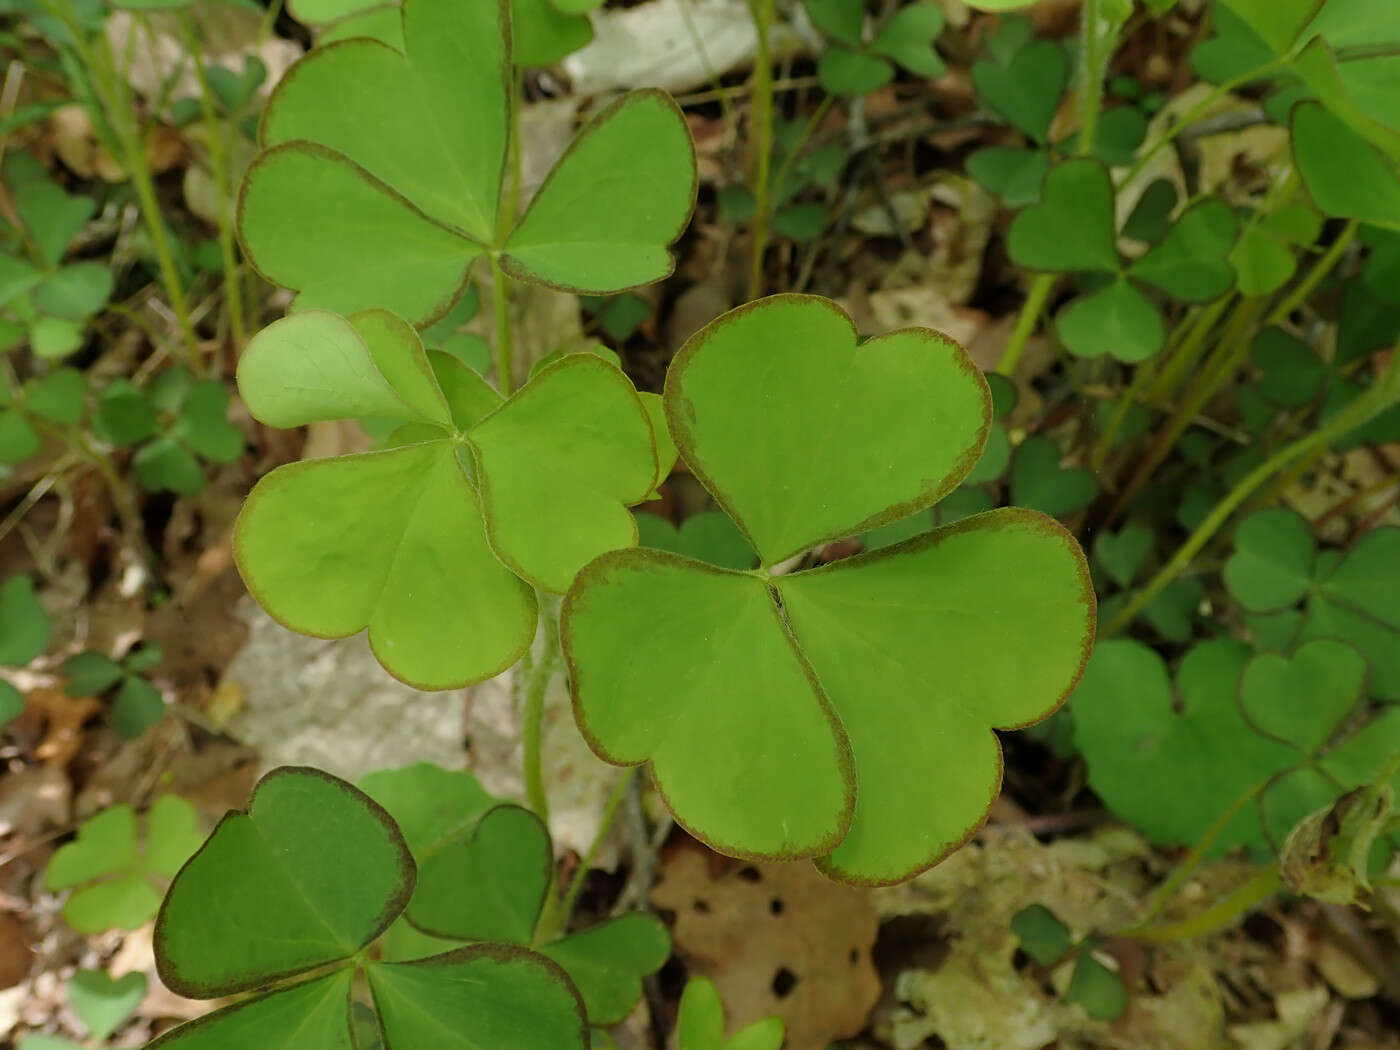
<box><xmin>0</xmin><ymin>914</ymin><xmax>33</xmax><ymax>990</ymax></box>
<box><xmin>651</xmin><ymin>840</ymin><xmax>880</xmax><ymax>1050</ymax></box>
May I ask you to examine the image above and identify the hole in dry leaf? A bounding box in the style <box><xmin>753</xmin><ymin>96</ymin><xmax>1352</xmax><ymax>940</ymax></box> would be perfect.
<box><xmin>769</xmin><ymin>898</ymin><xmax>784</xmax><ymax>915</ymax></box>
<box><xmin>771</xmin><ymin>967</ymin><xmax>798</xmax><ymax>998</ymax></box>
<box><xmin>693</xmin><ymin>898</ymin><xmax>710</xmax><ymax>913</ymax></box>
<box><xmin>736</xmin><ymin>865</ymin><xmax>762</xmax><ymax>883</ymax></box>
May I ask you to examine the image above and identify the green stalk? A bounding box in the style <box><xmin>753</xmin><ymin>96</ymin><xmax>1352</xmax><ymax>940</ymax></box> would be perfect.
<box><xmin>746</xmin><ymin>0</ymin><xmax>776</xmax><ymax>300</ymax></box>
<box><xmin>1103</xmin><ymin>349</ymin><xmax>1400</xmax><ymax>636</ymax></box>
<box><xmin>1142</xmin><ymin>296</ymin><xmax>1231</xmax><ymax>406</ymax></box>
<box><xmin>1106</xmin><ymin>297</ymin><xmax>1262</xmax><ymax>524</ymax></box>
<box><xmin>996</xmin><ymin>273</ymin><xmax>1055</xmax><ymax>376</ymax></box>
<box><xmin>1121</xmin><ymin>779</ymin><xmax>1267</xmax><ymax>932</ymax></box>
<box><xmin>53</xmin><ymin>7</ymin><xmax>201</xmax><ymax>365</ymax></box>
<box><xmin>535</xmin><ymin>767</ymin><xmax>636</xmax><ymax>943</ymax></box>
<box><xmin>1264</xmin><ymin>219</ymin><xmax>1359</xmax><ymax>326</ymax></box>
<box><xmin>489</xmin><ymin>255</ymin><xmax>515</xmax><ymax>396</ymax></box>
<box><xmin>1119</xmin><ymin>57</ymin><xmax>1289</xmax><ymax>188</ymax></box>
<box><xmin>181</xmin><ymin>13</ymin><xmax>246</xmax><ymax>350</ymax></box>
<box><xmin>521</xmin><ymin>596</ymin><xmax>562</xmax><ymax>823</ymax></box>
<box><xmin>1121</xmin><ymin>867</ymin><xmax>1282</xmax><ymax>944</ymax></box>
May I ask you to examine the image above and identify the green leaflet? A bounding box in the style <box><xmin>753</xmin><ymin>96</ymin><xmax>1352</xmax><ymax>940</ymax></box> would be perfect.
<box><xmin>0</xmin><ymin>573</ymin><xmax>52</xmax><ymax>667</ymax></box>
<box><xmin>1071</xmin><ymin>638</ymin><xmax>1400</xmax><ymax>858</ymax></box>
<box><xmin>1224</xmin><ymin>510</ymin><xmax>1400</xmax><ymax>699</ymax></box>
<box><xmin>68</xmin><ymin>970</ymin><xmax>147</xmax><ymax>1043</ymax></box>
<box><xmin>563</xmin><ymin>296</ymin><xmax>1095</xmax><ymax>884</ymax></box>
<box><xmin>234</xmin><ymin>310</ymin><xmax>656</xmax><ymax>688</ymax></box>
<box><xmin>149</xmin><ymin>768</ymin><xmax>587</xmax><ymax>1050</ymax></box>
<box><xmin>1292</xmin><ymin>102</ymin><xmax>1400</xmax><ymax>230</ymax></box>
<box><xmin>358</xmin><ymin>763</ymin><xmax>670</xmax><ymax>1028</ymax></box>
<box><xmin>44</xmin><ymin>796</ymin><xmax>203</xmax><ymax>934</ymax></box>
<box><xmin>808</xmin><ymin>0</ymin><xmax>946</xmax><ymax>95</ymax></box>
<box><xmin>676</xmin><ymin>977</ymin><xmax>784</xmax><ymax>1050</ymax></box>
<box><xmin>1007</xmin><ymin>159</ymin><xmax>1240</xmax><ymax>361</ymax></box>
<box><xmin>241</xmin><ymin>0</ymin><xmax>695</xmax><ymax>321</ymax></box>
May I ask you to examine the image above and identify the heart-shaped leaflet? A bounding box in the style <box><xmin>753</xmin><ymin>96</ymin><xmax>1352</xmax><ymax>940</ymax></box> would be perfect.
<box><xmin>564</xmin><ymin>295</ymin><xmax>1094</xmax><ymax>884</ymax></box>
<box><xmin>240</xmin><ymin>0</ymin><xmax>696</xmax><ymax>322</ymax></box>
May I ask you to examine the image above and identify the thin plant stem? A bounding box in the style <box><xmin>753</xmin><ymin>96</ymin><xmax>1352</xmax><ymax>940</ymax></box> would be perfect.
<box><xmin>996</xmin><ymin>273</ymin><xmax>1056</xmax><ymax>376</ymax></box>
<box><xmin>535</xmin><ymin>767</ymin><xmax>637</xmax><ymax>943</ymax></box>
<box><xmin>746</xmin><ymin>0</ymin><xmax>776</xmax><ymax>300</ymax></box>
<box><xmin>1077</xmin><ymin>0</ymin><xmax>1105</xmax><ymax>156</ymax></box>
<box><xmin>521</xmin><ymin>597</ymin><xmax>562</xmax><ymax>823</ymax></box>
<box><xmin>181</xmin><ymin>12</ymin><xmax>246</xmax><ymax>350</ymax></box>
<box><xmin>1103</xmin><ymin>350</ymin><xmax>1400</xmax><ymax>635</ymax></box>
<box><xmin>1107</xmin><ymin>297</ymin><xmax>1263</xmax><ymax>523</ymax></box>
<box><xmin>1122</xmin><ymin>867</ymin><xmax>1282</xmax><ymax>944</ymax></box>
<box><xmin>1125</xmin><ymin>779</ymin><xmax>1267</xmax><ymax>931</ymax></box>
<box><xmin>489</xmin><ymin>255</ymin><xmax>514</xmax><ymax>396</ymax></box>
<box><xmin>62</xmin><ymin>10</ymin><xmax>201</xmax><ymax>365</ymax></box>
<box><xmin>1143</xmin><ymin>296</ymin><xmax>1232</xmax><ymax>406</ymax></box>
<box><xmin>1264</xmin><ymin>219</ymin><xmax>1360</xmax><ymax>327</ymax></box>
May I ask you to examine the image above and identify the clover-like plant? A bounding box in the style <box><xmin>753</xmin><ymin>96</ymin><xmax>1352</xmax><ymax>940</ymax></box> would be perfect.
<box><xmin>18</xmin><ymin>968</ymin><xmax>148</xmax><ymax>1050</ymax></box>
<box><xmin>147</xmin><ymin>767</ymin><xmax>588</xmax><ymax>1050</ymax></box>
<box><xmin>233</xmin><ymin>308</ymin><xmax>664</xmax><ymax>687</ymax></box>
<box><xmin>562</xmin><ymin>295</ymin><xmax>1095</xmax><ymax>885</ymax></box>
<box><xmin>92</xmin><ymin>367</ymin><xmax>244</xmax><ymax>496</ymax></box>
<box><xmin>1010</xmin><ymin>905</ymin><xmax>1127</xmax><ymax>1022</ymax></box>
<box><xmin>358</xmin><ymin>763</ymin><xmax>670</xmax><ymax>1029</ymax></box>
<box><xmin>44</xmin><ymin>796</ymin><xmax>203</xmax><ymax>933</ymax></box>
<box><xmin>0</xmin><ymin>153</ymin><xmax>112</xmax><ymax>359</ymax></box>
<box><xmin>1224</xmin><ymin>511</ymin><xmax>1400</xmax><ymax>699</ymax></box>
<box><xmin>239</xmin><ymin>0</ymin><xmax>696</xmax><ymax>325</ymax></box>
<box><xmin>1008</xmin><ymin>157</ymin><xmax>1240</xmax><ymax>361</ymax></box>
<box><xmin>63</xmin><ymin>642</ymin><xmax>166</xmax><ymax>739</ymax></box>
<box><xmin>1072</xmin><ymin>637</ymin><xmax>1400</xmax><ymax>858</ymax></box>
<box><xmin>804</xmin><ymin>0</ymin><xmax>946</xmax><ymax>96</ymax></box>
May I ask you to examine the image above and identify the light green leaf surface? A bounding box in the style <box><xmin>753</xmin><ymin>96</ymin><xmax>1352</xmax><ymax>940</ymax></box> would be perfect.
<box><xmin>368</xmin><ymin>947</ymin><xmax>587</xmax><ymax>1050</ymax></box>
<box><xmin>664</xmin><ymin>295</ymin><xmax>989</xmax><ymax>566</ymax></box>
<box><xmin>565</xmin><ymin>297</ymin><xmax>1093</xmax><ymax>883</ymax></box>
<box><xmin>676</xmin><ymin>977</ymin><xmax>784</xmax><ymax>1050</ymax></box>
<box><xmin>242</xmin><ymin>0</ymin><xmax>695</xmax><ymax>318</ymax></box>
<box><xmin>236</xmin><ymin>311</ymin><xmax>654</xmax><ymax>686</ymax></box>
<box><xmin>501</xmin><ymin>91</ymin><xmax>697</xmax><ymax>292</ymax></box>
<box><xmin>871</xmin><ymin>4</ymin><xmax>945</xmax><ymax>76</ymax></box>
<box><xmin>155</xmin><ymin>768</ymin><xmax>414</xmax><ymax>997</ymax></box>
<box><xmin>145</xmin><ymin>971</ymin><xmax>355</xmax><ymax>1050</ymax></box>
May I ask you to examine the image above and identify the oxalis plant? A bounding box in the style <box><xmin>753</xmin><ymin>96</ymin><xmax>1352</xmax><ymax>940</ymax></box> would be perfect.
<box><xmin>141</xmin><ymin>0</ymin><xmax>1099</xmax><ymax>1041</ymax></box>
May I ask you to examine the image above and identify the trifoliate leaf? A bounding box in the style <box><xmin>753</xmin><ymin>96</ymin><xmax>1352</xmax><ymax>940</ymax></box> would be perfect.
<box><xmin>966</xmin><ymin>146</ymin><xmax>1048</xmax><ymax>207</ymax></box>
<box><xmin>235</xmin><ymin>309</ymin><xmax>655</xmax><ymax>687</ymax></box>
<box><xmin>870</xmin><ymin>3</ymin><xmax>945</xmax><ymax>77</ymax></box>
<box><xmin>564</xmin><ymin>296</ymin><xmax>1094</xmax><ymax>884</ymax></box>
<box><xmin>1011</xmin><ymin>904</ymin><xmax>1073</xmax><ymax>966</ymax></box>
<box><xmin>145</xmin><ymin>970</ymin><xmax>355</xmax><ymax>1050</ymax></box>
<box><xmin>242</xmin><ymin>0</ymin><xmax>695</xmax><ymax>319</ymax></box>
<box><xmin>817</xmin><ymin>48</ymin><xmax>893</xmax><ymax>95</ymax></box>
